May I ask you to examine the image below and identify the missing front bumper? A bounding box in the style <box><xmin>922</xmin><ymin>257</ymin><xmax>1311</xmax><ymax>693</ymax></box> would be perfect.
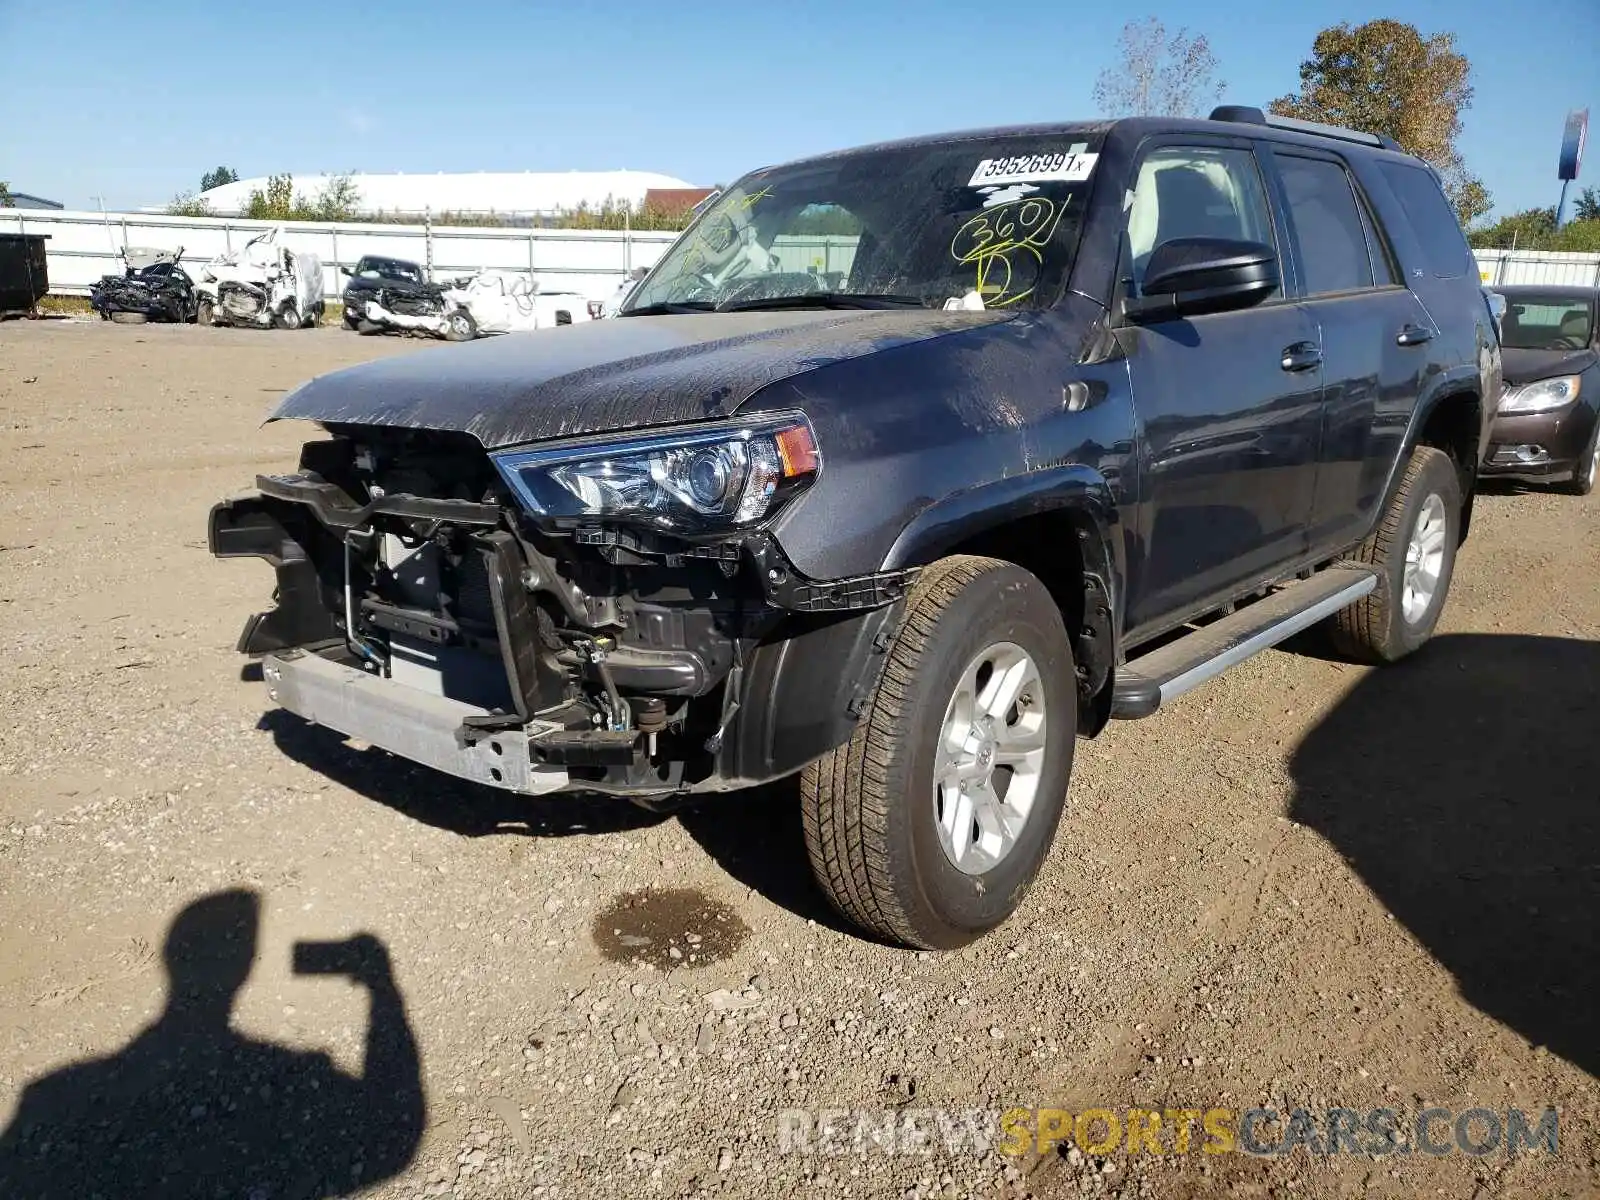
<box><xmin>261</xmin><ymin>648</ymin><xmax>572</xmax><ymax>796</ymax></box>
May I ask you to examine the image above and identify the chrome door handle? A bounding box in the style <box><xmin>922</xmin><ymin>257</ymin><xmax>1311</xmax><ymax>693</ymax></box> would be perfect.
<box><xmin>1397</xmin><ymin>324</ymin><xmax>1435</xmax><ymax>347</ymax></box>
<box><xmin>1281</xmin><ymin>342</ymin><xmax>1322</xmax><ymax>372</ymax></box>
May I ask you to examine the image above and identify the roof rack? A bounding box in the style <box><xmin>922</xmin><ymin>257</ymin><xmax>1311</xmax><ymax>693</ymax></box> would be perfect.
<box><xmin>1208</xmin><ymin>105</ymin><xmax>1402</xmax><ymax>152</ymax></box>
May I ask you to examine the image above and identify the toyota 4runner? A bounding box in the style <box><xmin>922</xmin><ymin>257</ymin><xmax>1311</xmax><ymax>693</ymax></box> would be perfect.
<box><xmin>211</xmin><ymin>106</ymin><xmax>1501</xmax><ymax>948</ymax></box>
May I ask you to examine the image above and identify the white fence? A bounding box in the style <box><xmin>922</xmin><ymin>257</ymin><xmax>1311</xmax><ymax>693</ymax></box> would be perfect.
<box><xmin>8</xmin><ymin>206</ymin><xmax>1600</xmax><ymax>301</ymax></box>
<box><xmin>1474</xmin><ymin>249</ymin><xmax>1600</xmax><ymax>288</ymax></box>
<box><xmin>5</xmin><ymin>208</ymin><xmax>683</xmax><ymax>303</ymax></box>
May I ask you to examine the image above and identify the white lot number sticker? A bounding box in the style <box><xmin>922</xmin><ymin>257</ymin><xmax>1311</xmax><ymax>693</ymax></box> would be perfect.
<box><xmin>968</xmin><ymin>144</ymin><xmax>1097</xmax><ymax>187</ymax></box>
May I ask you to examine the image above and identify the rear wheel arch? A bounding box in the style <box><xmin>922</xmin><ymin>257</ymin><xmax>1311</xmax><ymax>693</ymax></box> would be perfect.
<box><xmin>1410</xmin><ymin>385</ymin><xmax>1481</xmax><ymax>541</ymax></box>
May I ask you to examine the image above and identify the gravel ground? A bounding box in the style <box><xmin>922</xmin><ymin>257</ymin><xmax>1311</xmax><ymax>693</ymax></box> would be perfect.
<box><xmin>1</xmin><ymin>319</ymin><xmax>1596</xmax><ymax>1200</ymax></box>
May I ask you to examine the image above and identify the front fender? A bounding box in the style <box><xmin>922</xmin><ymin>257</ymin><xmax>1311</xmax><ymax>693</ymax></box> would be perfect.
<box><xmin>880</xmin><ymin>464</ymin><xmax>1119</xmax><ymax>573</ymax></box>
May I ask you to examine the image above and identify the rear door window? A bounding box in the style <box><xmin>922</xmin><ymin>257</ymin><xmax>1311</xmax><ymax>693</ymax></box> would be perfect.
<box><xmin>1378</xmin><ymin>164</ymin><xmax>1474</xmax><ymax>279</ymax></box>
<box><xmin>1275</xmin><ymin>155</ymin><xmax>1373</xmax><ymax>295</ymax></box>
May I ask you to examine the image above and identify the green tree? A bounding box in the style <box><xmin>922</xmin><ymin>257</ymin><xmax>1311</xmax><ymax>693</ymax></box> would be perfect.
<box><xmin>167</xmin><ymin>191</ymin><xmax>215</xmax><ymax>217</ymax></box>
<box><xmin>1093</xmin><ymin>17</ymin><xmax>1225</xmax><ymax>118</ymax></box>
<box><xmin>308</xmin><ymin>173</ymin><xmax>361</xmax><ymax>221</ymax></box>
<box><xmin>244</xmin><ymin>174</ymin><xmax>297</xmax><ymax>220</ymax></box>
<box><xmin>0</xmin><ymin>181</ymin><xmax>13</xmax><ymax>207</ymax></box>
<box><xmin>1572</xmin><ymin>187</ymin><xmax>1600</xmax><ymax>223</ymax></box>
<box><xmin>1468</xmin><ymin>206</ymin><xmax>1556</xmax><ymax>250</ymax></box>
<box><xmin>200</xmin><ymin>166</ymin><xmax>239</xmax><ymax>192</ymax></box>
<box><xmin>1270</xmin><ymin>19</ymin><xmax>1491</xmax><ymax>225</ymax></box>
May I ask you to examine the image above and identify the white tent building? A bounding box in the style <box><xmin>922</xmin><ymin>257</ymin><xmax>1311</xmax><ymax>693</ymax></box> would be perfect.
<box><xmin>195</xmin><ymin>169</ymin><xmax>699</xmax><ymax>219</ymax></box>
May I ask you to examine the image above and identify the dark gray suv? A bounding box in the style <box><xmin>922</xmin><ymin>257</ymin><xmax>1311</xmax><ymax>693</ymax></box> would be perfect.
<box><xmin>212</xmin><ymin>105</ymin><xmax>1500</xmax><ymax>948</ymax></box>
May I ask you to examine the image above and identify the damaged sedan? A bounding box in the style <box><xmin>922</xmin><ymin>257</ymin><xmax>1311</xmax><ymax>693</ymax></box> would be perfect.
<box><xmin>89</xmin><ymin>247</ymin><xmax>198</xmax><ymax>323</ymax></box>
<box><xmin>194</xmin><ymin>227</ymin><xmax>326</xmax><ymax>329</ymax></box>
<box><xmin>356</xmin><ymin>269</ymin><xmax>594</xmax><ymax>341</ymax></box>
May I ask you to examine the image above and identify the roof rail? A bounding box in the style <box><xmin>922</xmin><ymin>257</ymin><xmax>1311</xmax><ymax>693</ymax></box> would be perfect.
<box><xmin>1208</xmin><ymin>105</ymin><xmax>1402</xmax><ymax>152</ymax></box>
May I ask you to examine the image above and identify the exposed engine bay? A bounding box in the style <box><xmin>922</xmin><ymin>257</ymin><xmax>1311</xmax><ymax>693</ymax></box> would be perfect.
<box><xmin>210</xmin><ymin>427</ymin><xmax>915</xmax><ymax>803</ymax></box>
<box><xmin>195</xmin><ymin>227</ymin><xmax>325</xmax><ymax>329</ymax></box>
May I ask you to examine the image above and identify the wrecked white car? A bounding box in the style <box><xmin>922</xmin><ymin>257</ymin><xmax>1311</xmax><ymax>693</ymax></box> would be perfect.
<box><xmin>195</xmin><ymin>228</ymin><xmax>326</xmax><ymax>330</ymax></box>
<box><xmin>358</xmin><ymin>270</ymin><xmax>593</xmax><ymax>341</ymax></box>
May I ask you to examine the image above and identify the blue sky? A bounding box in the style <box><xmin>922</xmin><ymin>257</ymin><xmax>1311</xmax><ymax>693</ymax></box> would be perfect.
<box><xmin>2</xmin><ymin>0</ymin><xmax>1594</xmax><ymax>221</ymax></box>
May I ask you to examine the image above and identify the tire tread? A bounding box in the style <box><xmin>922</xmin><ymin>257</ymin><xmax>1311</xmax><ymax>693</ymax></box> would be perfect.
<box><xmin>800</xmin><ymin>555</ymin><xmax>1008</xmax><ymax>947</ymax></box>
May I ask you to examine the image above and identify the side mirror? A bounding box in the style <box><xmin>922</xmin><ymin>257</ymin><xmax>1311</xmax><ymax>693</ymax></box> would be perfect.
<box><xmin>1124</xmin><ymin>237</ymin><xmax>1279</xmax><ymax>323</ymax></box>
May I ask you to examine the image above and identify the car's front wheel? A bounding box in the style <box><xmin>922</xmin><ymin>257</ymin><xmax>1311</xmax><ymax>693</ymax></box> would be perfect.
<box><xmin>800</xmin><ymin>555</ymin><xmax>1076</xmax><ymax>949</ymax></box>
<box><xmin>1565</xmin><ymin>421</ymin><xmax>1600</xmax><ymax>497</ymax></box>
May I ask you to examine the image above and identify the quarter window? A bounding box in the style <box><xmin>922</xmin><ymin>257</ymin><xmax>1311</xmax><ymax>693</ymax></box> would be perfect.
<box><xmin>1126</xmin><ymin>147</ymin><xmax>1278</xmax><ymax>294</ymax></box>
<box><xmin>1276</xmin><ymin>156</ymin><xmax>1374</xmax><ymax>295</ymax></box>
<box><xmin>1379</xmin><ymin>163</ymin><xmax>1474</xmax><ymax>279</ymax></box>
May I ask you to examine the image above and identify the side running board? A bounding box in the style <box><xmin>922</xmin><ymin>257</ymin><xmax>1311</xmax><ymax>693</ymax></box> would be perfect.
<box><xmin>1111</xmin><ymin>566</ymin><xmax>1378</xmax><ymax>720</ymax></box>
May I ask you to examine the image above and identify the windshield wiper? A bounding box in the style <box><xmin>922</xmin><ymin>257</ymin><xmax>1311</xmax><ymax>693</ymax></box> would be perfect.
<box><xmin>618</xmin><ymin>300</ymin><xmax>717</xmax><ymax>317</ymax></box>
<box><xmin>715</xmin><ymin>293</ymin><xmax>929</xmax><ymax>312</ymax></box>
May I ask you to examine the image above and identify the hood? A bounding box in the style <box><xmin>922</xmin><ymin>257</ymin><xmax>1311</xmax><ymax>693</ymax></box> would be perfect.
<box><xmin>271</xmin><ymin>308</ymin><xmax>1013</xmax><ymax>449</ymax></box>
<box><xmin>1502</xmin><ymin>346</ymin><xmax>1596</xmax><ymax>387</ymax></box>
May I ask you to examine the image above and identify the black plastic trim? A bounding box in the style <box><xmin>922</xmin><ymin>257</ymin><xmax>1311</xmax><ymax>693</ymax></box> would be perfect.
<box><xmin>256</xmin><ymin>472</ymin><xmax>502</xmax><ymax>530</ymax></box>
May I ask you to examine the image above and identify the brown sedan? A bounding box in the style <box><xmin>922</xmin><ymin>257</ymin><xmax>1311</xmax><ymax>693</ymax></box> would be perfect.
<box><xmin>1482</xmin><ymin>285</ymin><xmax>1600</xmax><ymax>494</ymax></box>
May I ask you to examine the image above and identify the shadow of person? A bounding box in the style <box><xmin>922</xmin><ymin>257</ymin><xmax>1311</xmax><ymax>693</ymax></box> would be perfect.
<box><xmin>0</xmin><ymin>890</ymin><xmax>424</xmax><ymax>1200</ymax></box>
<box><xmin>1289</xmin><ymin>634</ymin><xmax>1599</xmax><ymax>1079</ymax></box>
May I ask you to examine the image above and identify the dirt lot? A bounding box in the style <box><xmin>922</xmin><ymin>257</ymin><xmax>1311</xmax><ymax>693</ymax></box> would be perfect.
<box><xmin>1</xmin><ymin>319</ymin><xmax>1595</xmax><ymax>1200</ymax></box>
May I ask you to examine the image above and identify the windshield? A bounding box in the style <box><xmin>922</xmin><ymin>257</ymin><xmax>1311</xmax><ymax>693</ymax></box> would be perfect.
<box><xmin>356</xmin><ymin>258</ymin><xmax>422</xmax><ymax>283</ymax></box>
<box><xmin>625</xmin><ymin>134</ymin><xmax>1103</xmax><ymax>314</ymax></box>
<box><xmin>1501</xmin><ymin>296</ymin><xmax>1595</xmax><ymax>350</ymax></box>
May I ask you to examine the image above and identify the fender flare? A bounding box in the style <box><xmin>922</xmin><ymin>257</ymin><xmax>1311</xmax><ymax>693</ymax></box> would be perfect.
<box><xmin>881</xmin><ymin>465</ymin><xmax>1123</xmax><ymax>734</ymax></box>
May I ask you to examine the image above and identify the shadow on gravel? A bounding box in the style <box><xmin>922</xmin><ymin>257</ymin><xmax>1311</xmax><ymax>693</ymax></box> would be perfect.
<box><xmin>260</xmin><ymin>709</ymin><xmax>663</xmax><ymax>837</ymax></box>
<box><xmin>0</xmin><ymin>889</ymin><xmax>424</xmax><ymax>1200</ymax></box>
<box><xmin>677</xmin><ymin>779</ymin><xmax>859</xmax><ymax>934</ymax></box>
<box><xmin>1290</xmin><ymin>633</ymin><xmax>1599</xmax><ymax>1079</ymax></box>
<box><xmin>260</xmin><ymin>711</ymin><xmax>852</xmax><ymax>931</ymax></box>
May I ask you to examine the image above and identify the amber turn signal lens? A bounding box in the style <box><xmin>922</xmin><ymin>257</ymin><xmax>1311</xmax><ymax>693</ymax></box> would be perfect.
<box><xmin>775</xmin><ymin>424</ymin><xmax>819</xmax><ymax>477</ymax></box>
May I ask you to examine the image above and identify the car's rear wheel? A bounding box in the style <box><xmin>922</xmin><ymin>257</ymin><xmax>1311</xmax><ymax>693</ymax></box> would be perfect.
<box><xmin>1328</xmin><ymin>445</ymin><xmax>1461</xmax><ymax>663</ymax></box>
<box><xmin>444</xmin><ymin>310</ymin><xmax>477</xmax><ymax>342</ymax></box>
<box><xmin>800</xmin><ymin>555</ymin><xmax>1076</xmax><ymax>949</ymax></box>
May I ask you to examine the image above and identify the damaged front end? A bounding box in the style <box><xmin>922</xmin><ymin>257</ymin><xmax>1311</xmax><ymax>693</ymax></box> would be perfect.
<box><xmin>212</xmin><ymin>421</ymin><xmax>914</xmax><ymax>801</ymax></box>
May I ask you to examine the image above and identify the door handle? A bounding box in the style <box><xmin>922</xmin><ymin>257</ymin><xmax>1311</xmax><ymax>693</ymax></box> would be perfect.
<box><xmin>1397</xmin><ymin>323</ymin><xmax>1434</xmax><ymax>347</ymax></box>
<box><xmin>1281</xmin><ymin>342</ymin><xmax>1322</xmax><ymax>372</ymax></box>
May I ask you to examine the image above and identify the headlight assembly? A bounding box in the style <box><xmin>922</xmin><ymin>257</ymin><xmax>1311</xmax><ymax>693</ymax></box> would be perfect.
<box><xmin>492</xmin><ymin>414</ymin><xmax>820</xmax><ymax>533</ymax></box>
<box><xmin>1500</xmin><ymin>375</ymin><xmax>1581</xmax><ymax>414</ymax></box>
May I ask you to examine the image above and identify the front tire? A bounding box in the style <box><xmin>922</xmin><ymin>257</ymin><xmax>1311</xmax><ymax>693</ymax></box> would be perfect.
<box><xmin>274</xmin><ymin>304</ymin><xmax>300</xmax><ymax>331</ymax></box>
<box><xmin>1564</xmin><ymin>421</ymin><xmax>1600</xmax><ymax>496</ymax></box>
<box><xmin>800</xmin><ymin>555</ymin><xmax>1076</xmax><ymax>949</ymax></box>
<box><xmin>195</xmin><ymin>298</ymin><xmax>214</xmax><ymax>327</ymax></box>
<box><xmin>1329</xmin><ymin>445</ymin><xmax>1461</xmax><ymax>663</ymax></box>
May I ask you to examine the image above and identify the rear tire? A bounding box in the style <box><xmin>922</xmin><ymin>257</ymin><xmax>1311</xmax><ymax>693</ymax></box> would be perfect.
<box><xmin>1328</xmin><ymin>445</ymin><xmax>1460</xmax><ymax>663</ymax></box>
<box><xmin>800</xmin><ymin>555</ymin><xmax>1076</xmax><ymax>949</ymax></box>
<box><xmin>443</xmin><ymin>310</ymin><xmax>477</xmax><ymax>342</ymax></box>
